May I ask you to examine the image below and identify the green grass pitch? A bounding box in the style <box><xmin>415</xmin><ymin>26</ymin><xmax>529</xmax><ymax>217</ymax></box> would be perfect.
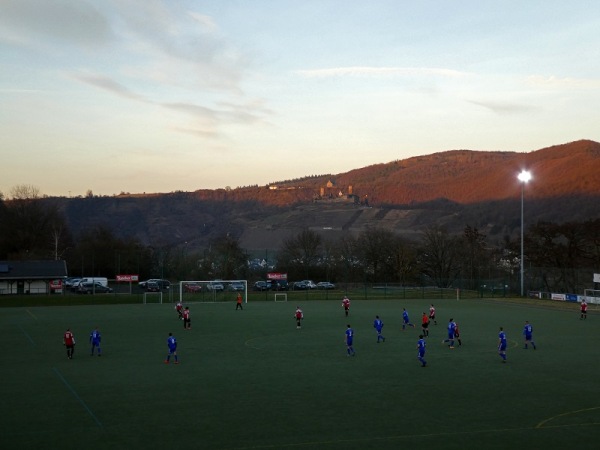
<box><xmin>1</xmin><ymin>298</ymin><xmax>599</xmax><ymax>449</ymax></box>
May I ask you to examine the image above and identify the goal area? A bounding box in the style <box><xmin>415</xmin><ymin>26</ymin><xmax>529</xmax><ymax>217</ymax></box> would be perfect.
<box><xmin>179</xmin><ymin>280</ymin><xmax>248</xmax><ymax>303</ymax></box>
<box><xmin>274</xmin><ymin>293</ymin><xmax>287</xmax><ymax>302</ymax></box>
<box><xmin>143</xmin><ymin>292</ymin><xmax>163</xmax><ymax>304</ymax></box>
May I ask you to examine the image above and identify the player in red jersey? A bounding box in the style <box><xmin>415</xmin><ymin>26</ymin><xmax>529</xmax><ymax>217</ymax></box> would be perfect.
<box><xmin>175</xmin><ymin>301</ymin><xmax>183</xmax><ymax>319</ymax></box>
<box><xmin>580</xmin><ymin>300</ymin><xmax>588</xmax><ymax>320</ymax></box>
<box><xmin>295</xmin><ymin>306</ymin><xmax>304</xmax><ymax>329</ymax></box>
<box><xmin>429</xmin><ymin>304</ymin><xmax>437</xmax><ymax>325</ymax></box>
<box><xmin>182</xmin><ymin>307</ymin><xmax>191</xmax><ymax>330</ymax></box>
<box><xmin>454</xmin><ymin>321</ymin><xmax>462</xmax><ymax>346</ymax></box>
<box><xmin>342</xmin><ymin>296</ymin><xmax>350</xmax><ymax>317</ymax></box>
<box><xmin>421</xmin><ymin>312</ymin><xmax>430</xmax><ymax>336</ymax></box>
<box><xmin>63</xmin><ymin>328</ymin><xmax>76</xmax><ymax>359</ymax></box>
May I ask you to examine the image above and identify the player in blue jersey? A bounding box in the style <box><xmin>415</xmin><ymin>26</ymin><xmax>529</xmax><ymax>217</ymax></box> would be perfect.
<box><xmin>442</xmin><ymin>318</ymin><xmax>456</xmax><ymax>348</ymax></box>
<box><xmin>498</xmin><ymin>327</ymin><xmax>507</xmax><ymax>362</ymax></box>
<box><xmin>402</xmin><ymin>308</ymin><xmax>415</xmax><ymax>330</ymax></box>
<box><xmin>417</xmin><ymin>335</ymin><xmax>427</xmax><ymax>367</ymax></box>
<box><xmin>373</xmin><ymin>315</ymin><xmax>385</xmax><ymax>343</ymax></box>
<box><xmin>165</xmin><ymin>332</ymin><xmax>179</xmax><ymax>364</ymax></box>
<box><xmin>523</xmin><ymin>320</ymin><xmax>536</xmax><ymax>350</ymax></box>
<box><xmin>89</xmin><ymin>327</ymin><xmax>102</xmax><ymax>356</ymax></box>
<box><xmin>345</xmin><ymin>324</ymin><xmax>356</xmax><ymax>356</ymax></box>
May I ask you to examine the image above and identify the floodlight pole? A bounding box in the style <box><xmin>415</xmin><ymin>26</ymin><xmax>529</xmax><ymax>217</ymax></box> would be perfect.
<box><xmin>520</xmin><ymin>182</ymin><xmax>525</xmax><ymax>297</ymax></box>
<box><xmin>518</xmin><ymin>170</ymin><xmax>531</xmax><ymax>297</ymax></box>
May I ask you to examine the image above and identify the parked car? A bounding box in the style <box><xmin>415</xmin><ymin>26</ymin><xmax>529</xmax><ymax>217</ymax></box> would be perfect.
<box><xmin>292</xmin><ymin>281</ymin><xmax>308</xmax><ymax>290</ymax></box>
<box><xmin>139</xmin><ymin>279</ymin><xmax>171</xmax><ymax>290</ymax></box>
<box><xmin>64</xmin><ymin>277</ymin><xmax>81</xmax><ymax>288</ymax></box>
<box><xmin>183</xmin><ymin>282</ymin><xmax>202</xmax><ymax>293</ymax></box>
<box><xmin>146</xmin><ymin>281</ymin><xmax>160</xmax><ymax>292</ymax></box>
<box><xmin>207</xmin><ymin>281</ymin><xmax>224</xmax><ymax>291</ymax></box>
<box><xmin>302</xmin><ymin>280</ymin><xmax>317</xmax><ymax>289</ymax></box>
<box><xmin>317</xmin><ymin>281</ymin><xmax>336</xmax><ymax>290</ymax></box>
<box><xmin>271</xmin><ymin>280</ymin><xmax>289</xmax><ymax>291</ymax></box>
<box><xmin>228</xmin><ymin>282</ymin><xmax>245</xmax><ymax>292</ymax></box>
<box><xmin>79</xmin><ymin>277</ymin><xmax>109</xmax><ymax>287</ymax></box>
<box><xmin>70</xmin><ymin>279</ymin><xmax>86</xmax><ymax>292</ymax></box>
<box><xmin>77</xmin><ymin>282</ymin><xmax>113</xmax><ymax>294</ymax></box>
<box><xmin>253</xmin><ymin>281</ymin><xmax>271</xmax><ymax>291</ymax></box>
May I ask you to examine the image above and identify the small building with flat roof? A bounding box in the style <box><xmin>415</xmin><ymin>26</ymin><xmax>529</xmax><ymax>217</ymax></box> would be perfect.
<box><xmin>0</xmin><ymin>260</ymin><xmax>68</xmax><ymax>294</ymax></box>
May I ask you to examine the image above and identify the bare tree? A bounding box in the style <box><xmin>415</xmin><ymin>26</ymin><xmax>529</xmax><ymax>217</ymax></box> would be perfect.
<box><xmin>419</xmin><ymin>225</ymin><xmax>462</xmax><ymax>288</ymax></box>
<box><xmin>332</xmin><ymin>234</ymin><xmax>361</xmax><ymax>282</ymax></box>
<box><xmin>50</xmin><ymin>223</ymin><xmax>71</xmax><ymax>260</ymax></box>
<box><xmin>71</xmin><ymin>225</ymin><xmax>151</xmax><ymax>278</ymax></box>
<box><xmin>525</xmin><ymin>221</ymin><xmax>594</xmax><ymax>293</ymax></box>
<box><xmin>210</xmin><ymin>233</ymin><xmax>248</xmax><ymax>279</ymax></box>
<box><xmin>581</xmin><ymin>219</ymin><xmax>600</xmax><ymax>268</ymax></box>
<box><xmin>10</xmin><ymin>184</ymin><xmax>40</xmax><ymax>200</ymax></box>
<box><xmin>387</xmin><ymin>235</ymin><xmax>419</xmax><ymax>284</ymax></box>
<box><xmin>460</xmin><ymin>225</ymin><xmax>489</xmax><ymax>290</ymax></box>
<box><xmin>356</xmin><ymin>227</ymin><xmax>395</xmax><ymax>282</ymax></box>
<box><xmin>277</xmin><ymin>228</ymin><xmax>322</xmax><ymax>279</ymax></box>
<box><xmin>0</xmin><ymin>191</ymin><xmax>70</xmax><ymax>259</ymax></box>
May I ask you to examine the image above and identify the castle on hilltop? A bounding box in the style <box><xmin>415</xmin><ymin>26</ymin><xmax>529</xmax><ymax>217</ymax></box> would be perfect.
<box><xmin>267</xmin><ymin>179</ymin><xmax>369</xmax><ymax>206</ymax></box>
<box><xmin>316</xmin><ymin>180</ymin><xmax>369</xmax><ymax>206</ymax></box>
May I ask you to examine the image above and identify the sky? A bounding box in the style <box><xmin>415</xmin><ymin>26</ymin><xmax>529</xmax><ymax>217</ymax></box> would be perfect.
<box><xmin>2</xmin><ymin>0</ymin><xmax>600</xmax><ymax>198</ymax></box>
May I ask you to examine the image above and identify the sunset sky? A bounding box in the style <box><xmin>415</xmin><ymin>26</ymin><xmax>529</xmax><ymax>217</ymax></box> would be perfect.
<box><xmin>2</xmin><ymin>0</ymin><xmax>599</xmax><ymax>197</ymax></box>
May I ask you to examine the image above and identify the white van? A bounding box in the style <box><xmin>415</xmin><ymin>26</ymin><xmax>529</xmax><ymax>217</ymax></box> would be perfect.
<box><xmin>78</xmin><ymin>277</ymin><xmax>108</xmax><ymax>287</ymax></box>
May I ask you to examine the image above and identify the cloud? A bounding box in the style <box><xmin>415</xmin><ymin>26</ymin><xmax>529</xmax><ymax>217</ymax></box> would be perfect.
<box><xmin>72</xmin><ymin>73</ymin><xmax>145</xmax><ymax>101</ymax></box>
<box><xmin>296</xmin><ymin>66</ymin><xmax>469</xmax><ymax>78</ymax></box>
<box><xmin>170</xmin><ymin>126</ymin><xmax>220</xmax><ymax>139</ymax></box>
<box><xmin>467</xmin><ymin>99</ymin><xmax>537</xmax><ymax>115</ymax></box>
<box><xmin>3</xmin><ymin>1</ymin><xmax>247</xmax><ymax>93</ymax></box>
<box><xmin>108</xmin><ymin>1</ymin><xmax>245</xmax><ymax>92</ymax></box>
<box><xmin>0</xmin><ymin>88</ymin><xmax>47</xmax><ymax>94</ymax></box>
<box><xmin>527</xmin><ymin>75</ymin><xmax>600</xmax><ymax>90</ymax></box>
<box><xmin>163</xmin><ymin>101</ymin><xmax>267</xmax><ymax>126</ymax></box>
<box><xmin>187</xmin><ymin>12</ymin><xmax>219</xmax><ymax>33</ymax></box>
<box><xmin>0</xmin><ymin>0</ymin><xmax>112</xmax><ymax>47</ymax></box>
<box><xmin>72</xmin><ymin>72</ymin><xmax>221</xmax><ymax>129</ymax></box>
<box><xmin>71</xmin><ymin>70</ymin><xmax>268</xmax><ymax>138</ymax></box>
<box><xmin>161</xmin><ymin>100</ymin><xmax>270</xmax><ymax>139</ymax></box>
<box><xmin>163</xmin><ymin>102</ymin><xmax>219</xmax><ymax>121</ymax></box>
<box><xmin>218</xmin><ymin>99</ymin><xmax>274</xmax><ymax>123</ymax></box>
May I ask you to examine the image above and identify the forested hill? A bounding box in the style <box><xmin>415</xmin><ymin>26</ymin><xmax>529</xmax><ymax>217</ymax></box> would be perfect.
<box><xmin>337</xmin><ymin>139</ymin><xmax>600</xmax><ymax>204</ymax></box>
<box><xmin>160</xmin><ymin>139</ymin><xmax>600</xmax><ymax>206</ymax></box>
<box><xmin>55</xmin><ymin>139</ymin><xmax>600</xmax><ymax>251</ymax></box>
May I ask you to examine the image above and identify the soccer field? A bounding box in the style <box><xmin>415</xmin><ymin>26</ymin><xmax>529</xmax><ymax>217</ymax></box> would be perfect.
<box><xmin>1</xmin><ymin>298</ymin><xmax>599</xmax><ymax>450</ymax></box>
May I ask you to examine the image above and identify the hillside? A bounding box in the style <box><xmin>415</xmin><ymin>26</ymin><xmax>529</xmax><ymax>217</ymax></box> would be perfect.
<box><xmin>57</xmin><ymin>140</ymin><xmax>600</xmax><ymax>253</ymax></box>
<box><xmin>334</xmin><ymin>139</ymin><xmax>600</xmax><ymax>204</ymax></box>
<box><xmin>160</xmin><ymin>139</ymin><xmax>600</xmax><ymax>206</ymax></box>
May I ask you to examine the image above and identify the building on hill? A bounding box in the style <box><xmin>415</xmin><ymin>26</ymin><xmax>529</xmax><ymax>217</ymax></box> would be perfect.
<box><xmin>317</xmin><ymin>180</ymin><xmax>361</xmax><ymax>203</ymax></box>
<box><xmin>0</xmin><ymin>260</ymin><xmax>68</xmax><ymax>295</ymax></box>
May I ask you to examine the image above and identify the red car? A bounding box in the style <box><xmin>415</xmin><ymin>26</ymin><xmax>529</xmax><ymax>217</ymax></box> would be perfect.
<box><xmin>184</xmin><ymin>282</ymin><xmax>202</xmax><ymax>293</ymax></box>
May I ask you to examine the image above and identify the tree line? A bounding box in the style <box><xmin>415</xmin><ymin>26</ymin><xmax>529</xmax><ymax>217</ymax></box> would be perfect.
<box><xmin>1</xmin><ymin>185</ymin><xmax>598</xmax><ymax>294</ymax></box>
